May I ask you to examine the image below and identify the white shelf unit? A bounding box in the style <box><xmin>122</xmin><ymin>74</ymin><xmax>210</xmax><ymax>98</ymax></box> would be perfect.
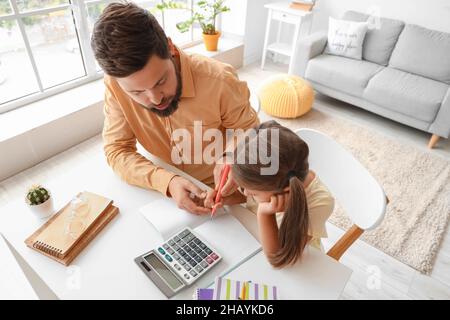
<box><xmin>261</xmin><ymin>2</ymin><xmax>314</xmax><ymax>74</ymax></box>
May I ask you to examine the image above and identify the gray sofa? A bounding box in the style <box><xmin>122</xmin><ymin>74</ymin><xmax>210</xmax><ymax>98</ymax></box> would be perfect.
<box><xmin>296</xmin><ymin>11</ymin><xmax>450</xmax><ymax>148</ymax></box>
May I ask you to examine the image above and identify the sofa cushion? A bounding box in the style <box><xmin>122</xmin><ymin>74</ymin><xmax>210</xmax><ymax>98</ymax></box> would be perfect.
<box><xmin>305</xmin><ymin>54</ymin><xmax>383</xmax><ymax>97</ymax></box>
<box><xmin>324</xmin><ymin>17</ymin><xmax>369</xmax><ymax>60</ymax></box>
<box><xmin>343</xmin><ymin>11</ymin><xmax>404</xmax><ymax>66</ymax></box>
<box><xmin>389</xmin><ymin>24</ymin><xmax>450</xmax><ymax>84</ymax></box>
<box><xmin>364</xmin><ymin>67</ymin><xmax>449</xmax><ymax>122</ymax></box>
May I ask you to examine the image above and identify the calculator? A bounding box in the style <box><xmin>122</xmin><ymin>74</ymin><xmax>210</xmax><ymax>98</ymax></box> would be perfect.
<box><xmin>135</xmin><ymin>227</ymin><xmax>221</xmax><ymax>298</ymax></box>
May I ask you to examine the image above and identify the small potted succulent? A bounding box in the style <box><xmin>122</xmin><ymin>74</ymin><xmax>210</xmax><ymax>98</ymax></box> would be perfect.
<box><xmin>26</xmin><ymin>185</ymin><xmax>54</xmax><ymax>219</ymax></box>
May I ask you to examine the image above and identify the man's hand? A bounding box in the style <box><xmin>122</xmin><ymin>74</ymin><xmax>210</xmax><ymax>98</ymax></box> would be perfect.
<box><xmin>168</xmin><ymin>176</ymin><xmax>210</xmax><ymax>215</ymax></box>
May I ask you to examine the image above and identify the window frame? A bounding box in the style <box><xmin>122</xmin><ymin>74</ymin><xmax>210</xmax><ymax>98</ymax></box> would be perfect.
<box><xmin>0</xmin><ymin>0</ymin><xmax>204</xmax><ymax>114</ymax></box>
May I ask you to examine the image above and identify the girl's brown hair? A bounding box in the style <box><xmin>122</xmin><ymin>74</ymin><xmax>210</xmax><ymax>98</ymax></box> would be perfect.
<box><xmin>232</xmin><ymin>121</ymin><xmax>310</xmax><ymax>268</ymax></box>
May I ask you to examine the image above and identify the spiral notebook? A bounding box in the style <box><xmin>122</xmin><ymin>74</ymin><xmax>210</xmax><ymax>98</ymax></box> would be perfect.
<box><xmin>25</xmin><ymin>191</ymin><xmax>118</xmax><ymax>265</ymax></box>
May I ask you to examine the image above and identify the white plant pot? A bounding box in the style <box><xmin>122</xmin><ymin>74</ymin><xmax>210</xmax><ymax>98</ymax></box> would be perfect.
<box><xmin>28</xmin><ymin>197</ymin><xmax>54</xmax><ymax>219</ymax></box>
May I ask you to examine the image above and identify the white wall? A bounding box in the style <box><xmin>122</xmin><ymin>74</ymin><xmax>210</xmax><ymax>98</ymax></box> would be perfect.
<box><xmin>243</xmin><ymin>0</ymin><xmax>273</xmax><ymax>65</ymax></box>
<box><xmin>221</xmin><ymin>0</ymin><xmax>247</xmax><ymax>37</ymax></box>
<box><xmin>312</xmin><ymin>0</ymin><xmax>450</xmax><ymax>33</ymax></box>
<box><xmin>242</xmin><ymin>0</ymin><xmax>450</xmax><ymax>66</ymax></box>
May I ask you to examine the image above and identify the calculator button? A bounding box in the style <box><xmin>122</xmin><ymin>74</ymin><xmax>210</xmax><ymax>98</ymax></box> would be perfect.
<box><xmin>158</xmin><ymin>247</ymin><xmax>165</xmax><ymax>255</ymax></box>
<box><xmin>194</xmin><ymin>256</ymin><xmax>203</xmax><ymax>263</ymax></box>
<box><xmin>200</xmin><ymin>261</ymin><xmax>209</xmax><ymax>268</ymax></box>
<box><xmin>189</xmin><ymin>260</ymin><xmax>197</xmax><ymax>267</ymax></box>
<box><xmin>165</xmin><ymin>254</ymin><xmax>173</xmax><ymax>262</ymax></box>
<box><xmin>184</xmin><ymin>265</ymin><xmax>191</xmax><ymax>271</ymax></box>
<box><xmin>163</xmin><ymin>244</ymin><xmax>170</xmax><ymax>250</ymax></box>
<box><xmin>195</xmin><ymin>265</ymin><xmax>203</xmax><ymax>273</ymax></box>
<box><xmin>189</xmin><ymin>270</ymin><xmax>197</xmax><ymax>277</ymax></box>
<box><xmin>179</xmin><ymin>230</ymin><xmax>190</xmax><ymax>238</ymax></box>
<box><xmin>173</xmin><ymin>244</ymin><xmax>180</xmax><ymax>251</ymax></box>
<box><xmin>193</xmin><ymin>238</ymin><xmax>201</xmax><ymax>244</ymax></box>
<box><xmin>182</xmin><ymin>232</ymin><xmax>191</xmax><ymax>239</ymax></box>
<box><xmin>179</xmin><ymin>249</ymin><xmax>187</xmax><ymax>257</ymax></box>
<box><xmin>190</xmin><ymin>252</ymin><xmax>198</xmax><ymax>259</ymax></box>
<box><xmin>167</xmin><ymin>248</ymin><xmax>175</xmax><ymax>254</ymax></box>
<box><xmin>204</xmin><ymin>248</ymin><xmax>212</xmax><ymax>254</ymax></box>
<box><xmin>189</xmin><ymin>243</ymin><xmax>196</xmax><ymax>249</ymax></box>
<box><xmin>174</xmin><ymin>264</ymin><xmax>181</xmax><ymax>271</ymax></box>
<box><xmin>199</xmin><ymin>243</ymin><xmax>206</xmax><ymax>250</ymax></box>
<box><xmin>185</xmin><ymin>234</ymin><xmax>194</xmax><ymax>242</ymax></box>
<box><xmin>173</xmin><ymin>253</ymin><xmax>180</xmax><ymax>260</ymax></box>
<box><xmin>168</xmin><ymin>240</ymin><xmax>175</xmax><ymax>246</ymax></box>
<box><xmin>199</xmin><ymin>251</ymin><xmax>207</xmax><ymax>259</ymax></box>
<box><xmin>194</xmin><ymin>247</ymin><xmax>202</xmax><ymax>254</ymax></box>
<box><xmin>185</xmin><ymin>256</ymin><xmax>192</xmax><ymax>263</ymax></box>
<box><xmin>184</xmin><ymin>273</ymin><xmax>190</xmax><ymax>280</ymax></box>
<box><xmin>174</xmin><ymin>236</ymin><xmax>181</xmax><ymax>242</ymax></box>
<box><xmin>206</xmin><ymin>257</ymin><xmax>214</xmax><ymax>264</ymax></box>
<box><xmin>179</xmin><ymin>259</ymin><xmax>186</xmax><ymax>266</ymax></box>
<box><xmin>210</xmin><ymin>253</ymin><xmax>219</xmax><ymax>260</ymax></box>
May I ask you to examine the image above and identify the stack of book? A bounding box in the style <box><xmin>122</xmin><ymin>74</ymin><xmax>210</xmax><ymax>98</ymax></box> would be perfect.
<box><xmin>25</xmin><ymin>191</ymin><xmax>119</xmax><ymax>266</ymax></box>
<box><xmin>290</xmin><ymin>1</ymin><xmax>315</xmax><ymax>11</ymax></box>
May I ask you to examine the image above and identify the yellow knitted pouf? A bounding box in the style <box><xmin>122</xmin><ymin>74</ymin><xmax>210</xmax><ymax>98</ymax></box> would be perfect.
<box><xmin>258</xmin><ymin>75</ymin><xmax>314</xmax><ymax>118</ymax></box>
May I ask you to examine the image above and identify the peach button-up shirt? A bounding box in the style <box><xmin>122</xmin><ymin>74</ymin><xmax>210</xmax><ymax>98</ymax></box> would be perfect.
<box><xmin>102</xmin><ymin>49</ymin><xmax>259</xmax><ymax>195</ymax></box>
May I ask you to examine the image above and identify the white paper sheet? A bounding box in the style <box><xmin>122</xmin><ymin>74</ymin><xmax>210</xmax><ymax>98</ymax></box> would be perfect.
<box><xmin>139</xmin><ymin>198</ymin><xmax>226</xmax><ymax>240</ymax></box>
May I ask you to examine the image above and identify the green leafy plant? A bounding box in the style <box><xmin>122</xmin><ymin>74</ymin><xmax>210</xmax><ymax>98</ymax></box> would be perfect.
<box><xmin>154</xmin><ymin>0</ymin><xmax>230</xmax><ymax>35</ymax></box>
<box><xmin>26</xmin><ymin>185</ymin><xmax>51</xmax><ymax>206</ymax></box>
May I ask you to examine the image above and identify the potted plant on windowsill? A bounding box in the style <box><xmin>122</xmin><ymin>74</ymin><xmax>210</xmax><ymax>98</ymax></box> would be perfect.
<box><xmin>25</xmin><ymin>184</ymin><xmax>54</xmax><ymax>219</ymax></box>
<box><xmin>155</xmin><ymin>0</ymin><xmax>230</xmax><ymax>51</ymax></box>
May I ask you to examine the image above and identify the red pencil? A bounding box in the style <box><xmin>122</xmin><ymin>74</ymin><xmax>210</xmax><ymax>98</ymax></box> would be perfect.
<box><xmin>211</xmin><ymin>164</ymin><xmax>231</xmax><ymax>217</ymax></box>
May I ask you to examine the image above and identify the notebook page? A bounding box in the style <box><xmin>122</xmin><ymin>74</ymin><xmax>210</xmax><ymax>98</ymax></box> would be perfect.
<box><xmin>139</xmin><ymin>198</ymin><xmax>226</xmax><ymax>240</ymax></box>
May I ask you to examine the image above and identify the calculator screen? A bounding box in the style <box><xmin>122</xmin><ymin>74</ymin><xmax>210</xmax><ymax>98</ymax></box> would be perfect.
<box><xmin>144</xmin><ymin>253</ymin><xmax>183</xmax><ymax>290</ymax></box>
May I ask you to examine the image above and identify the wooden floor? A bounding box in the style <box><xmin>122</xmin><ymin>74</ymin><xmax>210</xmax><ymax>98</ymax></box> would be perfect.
<box><xmin>0</xmin><ymin>60</ymin><xmax>449</xmax><ymax>299</ymax></box>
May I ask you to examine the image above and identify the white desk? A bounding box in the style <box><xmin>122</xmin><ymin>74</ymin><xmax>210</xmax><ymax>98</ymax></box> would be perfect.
<box><xmin>0</xmin><ymin>152</ymin><xmax>351</xmax><ymax>299</ymax></box>
<box><xmin>261</xmin><ymin>2</ymin><xmax>313</xmax><ymax>74</ymax></box>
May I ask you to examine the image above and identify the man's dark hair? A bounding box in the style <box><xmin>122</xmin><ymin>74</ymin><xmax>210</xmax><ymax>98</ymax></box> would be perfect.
<box><xmin>91</xmin><ymin>2</ymin><xmax>170</xmax><ymax>77</ymax></box>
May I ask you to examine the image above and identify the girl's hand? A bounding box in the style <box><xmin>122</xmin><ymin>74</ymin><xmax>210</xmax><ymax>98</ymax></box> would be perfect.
<box><xmin>204</xmin><ymin>189</ymin><xmax>247</xmax><ymax>210</ymax></box>
<box><xmin>257</xmin><ymin>192</ymin><xmax>289</xmax><ymax>216</ymax></box>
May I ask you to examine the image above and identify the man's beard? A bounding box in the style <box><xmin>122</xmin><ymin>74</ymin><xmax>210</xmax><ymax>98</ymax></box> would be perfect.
<box><xmin>147</xmin><ymin>59</ymin><xmax>182</xmax><ymax>117</ymax></box>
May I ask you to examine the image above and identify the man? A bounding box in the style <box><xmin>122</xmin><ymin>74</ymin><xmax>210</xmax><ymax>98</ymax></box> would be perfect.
<box><xmin>91</xmin><ymin>3</ymin><xmax>259</xmax><ymax>214</ymax></box>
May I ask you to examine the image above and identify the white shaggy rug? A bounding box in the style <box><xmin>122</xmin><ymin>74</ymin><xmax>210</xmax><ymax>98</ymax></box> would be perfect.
<box><xmin>258</xmin><ymin>108</ymin><xmax>450</xmax><ymax>274</ymax></box>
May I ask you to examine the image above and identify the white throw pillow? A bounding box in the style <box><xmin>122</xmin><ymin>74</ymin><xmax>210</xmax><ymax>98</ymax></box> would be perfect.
<box><xmin>325</xmin><ymin>17</ymin><xmax>369</xmax><ymax>60</ymax></box>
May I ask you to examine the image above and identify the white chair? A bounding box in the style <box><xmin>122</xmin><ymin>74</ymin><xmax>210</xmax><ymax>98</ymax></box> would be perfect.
<box><xmin>295</xmin><ymin>128</ymin><xmax>388</xmax><ymax>260</ymax></box>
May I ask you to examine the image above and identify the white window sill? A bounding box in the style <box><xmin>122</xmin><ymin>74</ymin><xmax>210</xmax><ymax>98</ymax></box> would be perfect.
<box><xmin>184</xmin><ymin>37</ymin><xmax>243</xmax><ymax>58</ymax></box>
<box><xmin>0</xmin><ymin>79</ymin><xmax>104</xmax><ymax>142</ymax></box>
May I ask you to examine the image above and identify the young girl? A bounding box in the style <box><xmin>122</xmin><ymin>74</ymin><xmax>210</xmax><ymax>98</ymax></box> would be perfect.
<box><xmin>207</xmin><ymin>121</ymin><xmax>335</xmax><ymax>268</ymax></box>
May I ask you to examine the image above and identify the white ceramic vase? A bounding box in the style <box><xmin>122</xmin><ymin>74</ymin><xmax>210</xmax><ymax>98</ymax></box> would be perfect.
<box><xmin>28</xmin><ymin>197</ymin><xmax>54</xmax><ymax>219</ymax></box>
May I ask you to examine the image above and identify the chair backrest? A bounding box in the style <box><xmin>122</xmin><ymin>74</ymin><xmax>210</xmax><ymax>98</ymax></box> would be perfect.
<box><xmin>296</xmin><ymin>128</ymin><xmax>386</xmax><ymax>230</ymax></box>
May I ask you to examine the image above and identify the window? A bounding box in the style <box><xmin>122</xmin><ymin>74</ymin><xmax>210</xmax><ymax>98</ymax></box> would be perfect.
<box><xmin>0</xmin><ymin>0</ymin><xmax>203</xmax><ymax>113</ymax></box>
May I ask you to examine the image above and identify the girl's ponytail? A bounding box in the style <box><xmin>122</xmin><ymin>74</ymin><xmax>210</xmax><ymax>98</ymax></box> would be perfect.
<box><xmin>270</xmin><ymin>174</ymin><xmax>309</xmax><ymax>268</ymax></box>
